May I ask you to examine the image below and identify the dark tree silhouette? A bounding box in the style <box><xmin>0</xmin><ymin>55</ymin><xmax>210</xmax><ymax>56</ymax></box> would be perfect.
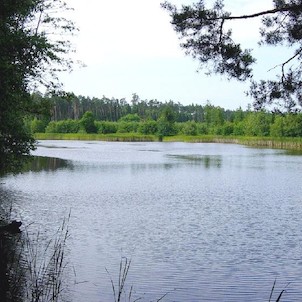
<box><xmin>162</xmin><ymin>0</ymin><xmax>302</xmax><ymax>112</ymax></box>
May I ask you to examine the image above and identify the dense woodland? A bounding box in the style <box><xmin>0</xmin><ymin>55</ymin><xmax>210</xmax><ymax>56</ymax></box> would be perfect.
<box><xmin>27</xmin><ymin>92</ymin><xmax>302</xmax><ymax>138</ymax></box>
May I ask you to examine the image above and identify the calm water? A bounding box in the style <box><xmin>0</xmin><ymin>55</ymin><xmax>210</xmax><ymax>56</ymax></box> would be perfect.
<box><xmin>1</xmin><ymin>140</ymin><xmax>302</xmax><ymax>301</ymax></box>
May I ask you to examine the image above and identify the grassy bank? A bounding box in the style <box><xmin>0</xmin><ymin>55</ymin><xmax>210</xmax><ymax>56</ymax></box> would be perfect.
<box><xmin>34</xmin><ymin>132</ymin><xmax>157</xmax><ymax>142</ymax></box>
<box><xmin>34</xmin><ymin>133</ymin><xmax>302</xmax><ymax>150</ymax></box>
<box><xmin>165</xmin><ymin>135</ymin><xmax>302</xmax><ymax>150</ymax></box>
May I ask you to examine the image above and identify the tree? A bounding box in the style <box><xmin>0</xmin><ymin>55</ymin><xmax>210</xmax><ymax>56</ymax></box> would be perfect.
<box><xmin>0</xmin><ymin>0</ymin><xmax>76</xmax><ymax>174</ymax></box>
<box><xmin>162</xmin><ymin>0</ymin><xmax>302</xmax><ymax>112</ymax></box>
<box><xmin>157</xmin><ymin>106</ymin><xmax>177</xmax><ymax>137</ymax></box>
<box><xmin>80</xmin><ymin>111</ymin><xmax>97</xmax><ymax>133</ymax></box>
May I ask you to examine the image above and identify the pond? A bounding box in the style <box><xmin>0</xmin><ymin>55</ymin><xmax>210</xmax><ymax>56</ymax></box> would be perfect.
<box><xmin>1</xmin><ymin>140</ymin><xmax>302</xmax><ymax>301</ymax></box>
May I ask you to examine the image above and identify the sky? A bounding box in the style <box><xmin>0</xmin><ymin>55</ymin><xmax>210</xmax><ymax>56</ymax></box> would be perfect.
<box><xmin>59</xmin><ymin>0</ymin><xmax>286</xmax><ymax>110</ymax></box>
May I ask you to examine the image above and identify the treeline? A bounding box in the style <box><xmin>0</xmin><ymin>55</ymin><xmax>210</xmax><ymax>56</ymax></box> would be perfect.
<box><xmin>26</xmin><ymin>92</ymin><xmax>302</xmax><ymax>138</ymax></box>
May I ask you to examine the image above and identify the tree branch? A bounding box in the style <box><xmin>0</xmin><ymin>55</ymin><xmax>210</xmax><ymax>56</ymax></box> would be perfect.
<box><xmin>212</xmin><ymin>4</ymin><xmax>302</xmax><ymax>21</ymax></box>
<box><xmin>268</xmin><ymin>47</ymin><xmax>302</xmax><ymax>74</ymax></box>
<box><xmin>35</xmin><ymin>9</ymin><xmax>43</xmax><ymax>36</ymax></box>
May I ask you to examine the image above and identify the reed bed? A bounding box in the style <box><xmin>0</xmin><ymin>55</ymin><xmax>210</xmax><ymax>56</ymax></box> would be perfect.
<box><xmin>35</xmin><ymin>133</ymin><xmax>302</xmax><ymax>150</ymax></box>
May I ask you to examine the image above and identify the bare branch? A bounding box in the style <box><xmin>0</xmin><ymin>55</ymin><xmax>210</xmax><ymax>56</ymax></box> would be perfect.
<box><xmin>35</xmin><ymin>10</ymin><xmax>43</xmax><ymax>36</ymax></box>
<box><xmin>268</xmin><ymin>47</ymin><xmax>302</xmax><ymax>74</ymax></box>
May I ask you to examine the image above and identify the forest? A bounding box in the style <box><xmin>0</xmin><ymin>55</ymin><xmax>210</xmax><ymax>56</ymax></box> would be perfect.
<box><xmin>26</xmin><ymin>92</ymin><xmax>302</xmax><ymax>138</ymax></box>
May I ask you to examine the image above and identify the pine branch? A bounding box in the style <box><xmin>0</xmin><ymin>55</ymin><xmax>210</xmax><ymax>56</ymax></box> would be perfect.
<box><xmin>213</xmin><ymin>4</ymin><xmax>302</xmax><ymax>21</ymax></box>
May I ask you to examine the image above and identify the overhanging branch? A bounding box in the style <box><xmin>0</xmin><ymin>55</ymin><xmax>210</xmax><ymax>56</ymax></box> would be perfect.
<box><xmin>210</xmin><ymin>4</ymin><xmax>302</xmax><ymax>21</ymax></box>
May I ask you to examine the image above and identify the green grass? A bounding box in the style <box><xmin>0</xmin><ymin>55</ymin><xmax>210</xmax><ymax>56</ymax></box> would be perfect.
<box><xmin>34</xmin><ymin>133</ymin><xmax>302</xmax><ymax>150</ymax></box>
<box><xmin>165</xmin><ymin>135</ymin><xmax>302</xmax><ymax>150</ymax></box>
<box><xmin>34</xmin><ymin>133</ymin><xmax>157</xmax><ymax>142</ymax></box>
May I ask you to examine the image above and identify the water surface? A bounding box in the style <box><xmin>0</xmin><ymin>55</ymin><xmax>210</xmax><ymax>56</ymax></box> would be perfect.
<box><xmin>1</xmin><ymin>141</ymin><xmax>302</xmax><ymax>301</ymax></box>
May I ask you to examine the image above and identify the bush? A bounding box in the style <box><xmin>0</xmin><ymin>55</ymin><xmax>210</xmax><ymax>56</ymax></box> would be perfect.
<box><xmin>80</xmin><ymin>111</ymin><xmax>97</xmax><ymax>133</ymax></box>
<box><xmin>95</xmin><ymin>121</ymin><xmax>118</xmax><ymax>134</ymax></box>
<box><xmin>31</xmin><ymin>118</ymin><xmax>48</xmax><ymax>133</ymax></box>
<box><xmin>243</xmin><ymin>112</ymin><xmax>271</xmax><ymax>136</ymax></box>
<box><xmin>270</xmin><ymin>115</ymin><xmax>284</xmax><ymax>137</ymax></box>
<box><xmin>117</xmin><ymin>122</ymin><xmax>139</xmax><ymax>133</ymax></box>
<box><xmin>283</xmin><ymin>114</ymin><xmax>302</xmax><ymax>137</ymax></box>
<box><xmin>233</xmin><ymin>121</ymin><xmax>245</xmax><ymax>136</ymax></box>
<box><xmin>157</xmin><ymin>119</ymin><xmax>177</xmax><ymax>136</ymax></box>
<box><xmin>45</xmin><ymin>119</ymin><xmax>80</xmax><ymax>133</ymax></box>
<box><xmin>222</xmin><ymin>121</ymin><xmax>234</xmax><ymax>136</ymax></box>
<box><xmin>138</xmin><ymin>120</ymin><xmax>158</xmax><ymax>135</ymax></box>
<box><xmin>119</xmin><ymin>113</ymin><xmax>141</xmax><ymax>122</ymax></box>
<box><xmin>196</xmin><ymin>123</ymin><xmax>208</xmax><ymax>135</ymax></box>
<box><xmin>182</xmin><ymin>121</ymin><xmax>197</xmax><ymax>135</ymax></box>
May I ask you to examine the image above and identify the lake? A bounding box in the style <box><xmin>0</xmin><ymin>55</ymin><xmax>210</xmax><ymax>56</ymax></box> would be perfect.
<box><xmin>1</xmin><ymin>140</ymin><xmax>302</xmax><ymax>301</ymax></box>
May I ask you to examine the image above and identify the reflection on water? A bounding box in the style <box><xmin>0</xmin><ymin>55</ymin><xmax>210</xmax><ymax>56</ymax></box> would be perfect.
<box><xmin>1</xmin><ymin>141</ymin><xmax>302</xmax><ymax>301</ymax></box>
<box><xmin>23</xmin><ymin>156</ymin><xmax>73</xmax><ymax>172</ymax></box>
<box><xmin>167</xmin><ymin>154</ymin><xmax>222</xmax><ymax>168</ymax></box>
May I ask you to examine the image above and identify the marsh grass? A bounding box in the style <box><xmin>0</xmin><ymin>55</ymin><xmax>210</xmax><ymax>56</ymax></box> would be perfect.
<box><xmin>23</xmin><ymin>215</ymin><xmax>70</xmax><ymax>302</ymax></box>
<box><xmin>106</xmin><ymin>257</ymin><xmax>170</xmax><ymax>302</ymax></box>
<box><xmin>35</xmin><ymin>133</ymin><xmax>302</xmax><ymax>150</ymax></box>
<box><xmin>269</xmin><ymin>279</ymin><xmax>289</xmax><ymax>302</ymax></box>
<box><xmin>106</xmin><ymin>257</ymin><xmax>134</xmax><ymax>302</ymax></box>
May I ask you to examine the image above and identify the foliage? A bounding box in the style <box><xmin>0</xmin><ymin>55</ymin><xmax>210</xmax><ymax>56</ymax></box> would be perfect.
<box><xmin>45</xmin><ymin>119</ymin><xmax>80</xmax><ymax>134</ymax></box>
<box><xmin>282</xmin><ymin>113</ymin><xmax>302</xmax><ymax>136</ymax></box>
<box><xmin>0</xmin><ymin>0</ymin><xmax>76</xmax><ymax>174</ymax></box>
<box><xmin>161</xmin><ymin>0</ymin><xmax>302</xmax><ymax>112</ymax></box>
<box><xmin>95</xmin><ymin>121</ymin><xmax>118</xmax><ymax>134</ymax></box>
<box><xmin>119</xmin><ymin>113</ymin><xmax>141</xmax><ymax>122</ymax></box>
<box><xmin>80</xmin><ymin>111</ymin><xmax>97</xmax><ymax>133</ymax></box>
<box><xmin>117</xmin><ymin>122</ymin><xmax>139</xmax><ymax>133</ymax></box>
<box><xmin>138</xmin><ymin>120</ymin><xmax>158</xmax><ymax>135</ymax></box>
<box><xmin>157</xmin><ymin>106</ymin><xmax>177</xmax><ymax>136</ymax></box>
<box><xmin>244</xmin><ymin>112</ymin><xmax>272</xmax><ymax>136</ymax></box>
<box><xmin>30</xmin><ymin>117</ymin><xmax>49</xmax><ymax>134</ymax></box>
<box><xmin>181</xmin><ymin>121</ymin><xmax>198</xmax><ymax>135</ymax></box>
<box><xmin>30</xmin><ymin>93</ymin><xmax>302</xmax><ymax>139</ymax></box>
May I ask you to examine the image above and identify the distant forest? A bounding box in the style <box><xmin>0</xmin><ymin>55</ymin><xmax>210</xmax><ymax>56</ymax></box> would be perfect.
<box><xmin>26</xmin><ymin>92</ymin><xmax>302</xmax><ymax>138</ymax></box>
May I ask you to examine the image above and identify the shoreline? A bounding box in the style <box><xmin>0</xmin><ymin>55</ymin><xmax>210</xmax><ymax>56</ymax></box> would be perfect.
<box><xmin>34</xmin><ymin>133</ymin><xmax>302</xmax><ymax>151</ymax></box>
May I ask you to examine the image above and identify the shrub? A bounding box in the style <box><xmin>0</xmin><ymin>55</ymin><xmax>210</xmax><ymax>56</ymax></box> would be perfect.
<box><xmin>95</xmin><ymin>121</ymin><xmax>118</xmax><ymax>134</ymax></box>
<box><xmin>80</xmin><ymin>111</ymin><xmax>97</xmax><ymax>133</ymax></box>
<box><xmin>117</xmin><ymin>122</ymin><xmax>139</xmax><ymax>133</ymax></box>
<box><xmin>45</xmin><ymin>120</ymin><xmax>80</xmax><ymax>133</ymax></box>
<box><xmin>222</xmin><ymin>121</ymin><xmax>234</xmax><ymax>136</ymax></box>
<box><xmin>233</xmin><ymin>121</ymin><xmax>245</xmax><ymax>136</ymax></box>
<box><xmin>31</xmin><ymin>118</ymin><xmax>48</xmax><ymax>133</ymax></box>
<box><xmin>182</xmin><ymin>121</ymin><xmax>197</xmax><ymax>135</ymax></box>
<box><xmin>283</xmin><ymin>114</ymin><xmax>302</xmax><ymax>137</ymax></box>
<box><xmin>270</xmin><ymin>115</ymin><xmax>284</xmax><ymax>137</ymax></box>
<box><xmin>138</xmin><ymin>120</ymin><xmax>158</xmax><ymax>135</ymax></box>
<box><xmin>119</xmin><ymin>113</ymin><xmax>141</xmax><ymax>122</ymax></box>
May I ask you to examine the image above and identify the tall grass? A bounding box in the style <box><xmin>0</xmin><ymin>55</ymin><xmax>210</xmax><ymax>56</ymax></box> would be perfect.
<box><xmin>269</xmin><ymin>279</ymin><xmax>289</xmax><ymax>302</ymax></box>
<box><xmin>106</xmin><ymin>257</ymin><xmax>133</xmax><ymax>302</ymax></box>
<box><xmin>0</xmin><ymin>212</ymin><xmax>70</xmax><ymax>302</ymax></box>
<box><xmin>35</xmin><ymin>133</ymin><xmax>302</xmax><ymax>150</ymax></box>
<box><xmin>106</xmin><ymin>257</ymin><xmax>170</xmax><ymax>302</ymax></box>
<box><xmin>23</xmin><ymin>215</ymin><xmax>70</xmax><ymax>302</ymax></box>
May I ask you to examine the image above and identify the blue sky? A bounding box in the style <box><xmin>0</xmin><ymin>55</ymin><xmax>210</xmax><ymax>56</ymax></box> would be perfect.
<box><xmin>60</xmin><ymin>0</ymin><xmax>286</xmax><ymax>110</ymax></box>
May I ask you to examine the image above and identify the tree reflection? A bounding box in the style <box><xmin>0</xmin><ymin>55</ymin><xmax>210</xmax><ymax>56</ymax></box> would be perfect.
<box><xmin>23</xmin><ymin>156</ymin><xmax>73</xmax><ymax>172</ymax></box>
<box><xmin>167</xmin><ymin>154</ymin><xmax>222</xmax><ymax>168</ymax></box>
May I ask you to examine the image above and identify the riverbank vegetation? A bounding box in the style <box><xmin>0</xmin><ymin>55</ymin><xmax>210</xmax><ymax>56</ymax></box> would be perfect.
<box><xmin>26</xmin><ymin>93</ymin><xmax>302</xmax><ymax>149</ymax></box>
<box><xmin>0</xmin><ymin>0</ymin><xmax>77</xmax><ymax>175</ymax></box>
